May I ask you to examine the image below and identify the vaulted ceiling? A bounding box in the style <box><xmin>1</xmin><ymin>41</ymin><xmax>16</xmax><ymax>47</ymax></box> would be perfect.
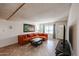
<box><xmin>0</xmin><ymin>3</ymin><xmax>71</xmax><ymax>22</ymax></box>
<box><xmin>0</xmin><ymin>3</ymin><xmax>22</xmax><ymax>19</ymax></box>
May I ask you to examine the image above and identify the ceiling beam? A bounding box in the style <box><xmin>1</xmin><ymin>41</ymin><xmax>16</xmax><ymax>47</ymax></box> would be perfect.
<box><xmin>7</xmin><ymin>3</ymin><xmax>25</xmax><ymax>20</ymax></box>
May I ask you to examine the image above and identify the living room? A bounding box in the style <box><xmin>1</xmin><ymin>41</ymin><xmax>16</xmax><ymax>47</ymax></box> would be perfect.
<box><xmin>0</xmin><ymin>3</ymin><xmax>79</xmax><ymax>56</ymax></box>
<box><xmin>0</xmin><ymin>3</ymin><xmax>70</xmax><ymax>56</ymax></box>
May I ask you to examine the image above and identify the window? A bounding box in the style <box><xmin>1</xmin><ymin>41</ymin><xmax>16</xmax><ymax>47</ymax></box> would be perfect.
<box><xmin>45</xmin><ymin>25</ymin><xmax>53</xmax><ymax>34</ymax></box>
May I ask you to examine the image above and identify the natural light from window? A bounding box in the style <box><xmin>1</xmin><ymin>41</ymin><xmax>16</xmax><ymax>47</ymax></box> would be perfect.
<box><xmin>45</xmin><ymin>25</ymin><xmax>53</xmax><ymax>34</ymax></box>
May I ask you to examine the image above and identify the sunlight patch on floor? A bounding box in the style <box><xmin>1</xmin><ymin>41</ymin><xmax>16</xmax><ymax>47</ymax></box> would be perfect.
<box><xmin>46</xmin><ymin>40</ymin><xmax>54</xmax><ymax>49</ymax></box>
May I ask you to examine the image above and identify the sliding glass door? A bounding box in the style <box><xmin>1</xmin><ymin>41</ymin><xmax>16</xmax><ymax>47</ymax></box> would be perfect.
<box><xmin>38</xmin><ymin>24</ymin><xmax>54</xmax><ymax>39</ymax></box>
<box><xmin>44</xmin><ymin>24</ymin><xmax>54</xmax><ymax>39</ymax></box>
<box><xmin>45</xmin><ymin>25</ymin><xmax>53</xmax><ymax>34</ymax></box>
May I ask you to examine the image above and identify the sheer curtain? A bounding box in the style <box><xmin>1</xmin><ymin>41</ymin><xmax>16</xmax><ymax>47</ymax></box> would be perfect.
<box><xmin>44</xmin><ymin>25</ymin><xmax>53</xmax><ymax>34</ymax></box>
<box><xmin>39</xmin><ymin>24</ymin><xmax>54</xmax><ymax>39</ymax></box>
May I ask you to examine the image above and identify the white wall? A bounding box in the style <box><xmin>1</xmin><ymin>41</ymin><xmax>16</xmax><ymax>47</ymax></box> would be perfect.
<box><xmin>0</xmin><ymin>19</ymin><xmax>35</xmax><ymax>47</ymax></box>
<box><xmin>67</xmin><ymin>4</ymin><xmax>79</xmax><ymax>56</ymax></box>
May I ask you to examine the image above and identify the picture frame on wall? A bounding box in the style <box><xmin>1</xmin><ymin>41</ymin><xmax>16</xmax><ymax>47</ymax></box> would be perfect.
<box><xmin>23</xmin><ymin>24</ymin><xmax>35</xmax><ymax>32</ymax></box>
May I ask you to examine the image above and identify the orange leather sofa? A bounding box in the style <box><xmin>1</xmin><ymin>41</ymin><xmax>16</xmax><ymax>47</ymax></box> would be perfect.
<box><xmin>18</xmin><ymin>33</ymin><xmax>48</xmax><ymax>45</ymax></box>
